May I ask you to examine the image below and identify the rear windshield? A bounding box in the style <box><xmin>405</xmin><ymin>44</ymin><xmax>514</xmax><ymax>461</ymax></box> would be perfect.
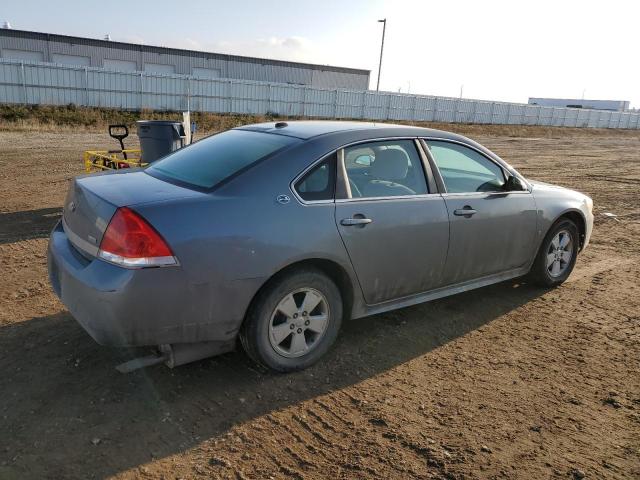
<box><xmin>146</xmin><ymin>129</ymin><xmax>298</xmax><ymax>189</ymax></box>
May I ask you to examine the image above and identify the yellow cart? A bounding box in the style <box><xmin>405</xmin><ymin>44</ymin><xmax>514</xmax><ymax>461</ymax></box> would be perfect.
<box><xmin>83</xmin><ymin>124</ymin><xmax>147</xmax><ymax>173</ymax></box>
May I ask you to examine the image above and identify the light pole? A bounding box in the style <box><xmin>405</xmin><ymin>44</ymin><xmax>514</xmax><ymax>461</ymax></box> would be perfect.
<box><xmin>376</xmin><ymin>19</ymin><xmax>386</xmax><ymax>91</ymax></box>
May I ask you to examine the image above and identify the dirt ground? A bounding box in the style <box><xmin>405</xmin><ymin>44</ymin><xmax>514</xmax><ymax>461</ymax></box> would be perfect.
<box><xmin>0</xmin><ymin>126</ymin><xmax>639</xmax><ymax>480</ymax></box>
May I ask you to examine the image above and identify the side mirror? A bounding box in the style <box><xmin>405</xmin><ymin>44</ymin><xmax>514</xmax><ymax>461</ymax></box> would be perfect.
<box><xmin>354</xmin><ymin>154</ymin><xmax>373</xmax><ymax>166</ymax></box>
<box><xmin>505</xmin><ymin>175</ymin><xmax>527</xmax><ymax>192</ymax></box>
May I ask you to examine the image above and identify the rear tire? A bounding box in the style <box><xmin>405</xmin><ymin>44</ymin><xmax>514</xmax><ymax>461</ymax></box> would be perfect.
<box><xmin>529</xmin><ymin>218</ymin><xmax>579</xmax><ymax>287</ymax></box>
<box><xmin>240</xmin><ymin>268</ymin><xmax>343</xmax><ymax>372</ymax></box>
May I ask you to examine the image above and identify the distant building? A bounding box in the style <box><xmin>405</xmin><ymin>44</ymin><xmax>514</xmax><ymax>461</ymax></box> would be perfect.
<box><xmin>0</xmin><ymin>29</ymin><xmax>370</xmax><ymax>90</ymax></box>
<box><xmin>528</xmin><ymin>97</ymin><xmax>630</xmax><ymax>112</ymax></box>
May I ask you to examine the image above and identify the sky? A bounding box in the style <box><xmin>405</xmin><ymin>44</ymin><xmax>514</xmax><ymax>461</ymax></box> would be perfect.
<box><xmin>2</xmin><ymin>0</ymin><xmax>639</xmax><ymax>107</ymax></box>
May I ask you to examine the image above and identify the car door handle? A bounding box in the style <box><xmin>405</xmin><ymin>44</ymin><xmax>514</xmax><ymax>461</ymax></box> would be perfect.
<box><xmin>453</xmin><ymin>207</ymin><xmax>477</xmax><ymax>217</ymax></box>
<box><xmin>341</xmin><ymin>217</ymin><xmax>372</xmax><ymax>226</ymax></box>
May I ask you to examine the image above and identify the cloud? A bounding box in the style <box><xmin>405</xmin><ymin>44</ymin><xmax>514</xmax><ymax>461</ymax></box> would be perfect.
<box><xmin>108</xmin><ymin>33</ymin><xmax>323</xmax><ymax>66</ymax></box>
<box><xmin>258</xmin><ymin>36</ymin><xmax>309</xmax><ymax>50</ymax></box>
<box><xmin>182</xmin><ymin>37</ymin><xmax>203</xmax><ymax>50</ymax></box>
<box><xmin>281</xmin><ymin>36</ymin><xmax>305</xmax><ymax>49</ymax></box>
<box><xmin>115</xmin><ymin>34</ymin><xmax>146</xmax><ymax>45</ymax></box>
<box><xmin>186</xmin><ymin>36</ymin><xmax>316</xmax><ymax>63</ymax></box>
<box><xmin>242</xmin><ymin>36</ymin><xmax>314</xmax><ymax>61</ymax></box>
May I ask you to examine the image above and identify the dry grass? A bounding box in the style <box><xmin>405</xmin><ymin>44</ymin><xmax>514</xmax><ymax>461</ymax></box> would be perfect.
<box><xmin>1</xmin><ymin>104</ymin><xmax>639</xmax><ymax>139</ymax></box>
<box><xmin>0</xmin><ymin>104</ymin><xmax>270</xmax><ymax>133</ymax></box>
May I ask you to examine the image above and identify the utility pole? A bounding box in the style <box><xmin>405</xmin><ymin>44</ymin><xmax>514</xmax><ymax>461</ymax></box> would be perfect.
<box><xmin>376</xmin><ymin>19</ymin><xmax>386</xmax><ymax>91</ymax></box>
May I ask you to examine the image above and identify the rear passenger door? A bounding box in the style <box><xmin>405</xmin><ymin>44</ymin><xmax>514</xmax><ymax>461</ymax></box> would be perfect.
<box><xmin>423</xmin><ymin>139</ymin><xmax>537</xmax><ymax>285</ymax></box>
<box><xmin>334</xmin><ymin>139</ymin><xmax>450</xmax><ymax>304</ymax></box>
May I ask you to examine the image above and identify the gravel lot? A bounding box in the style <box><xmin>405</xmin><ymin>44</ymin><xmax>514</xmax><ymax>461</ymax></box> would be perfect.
<box><xmin>0</xmin><ymin>126</ymin><xmax>638</xmax><ymax>479</ymax></box>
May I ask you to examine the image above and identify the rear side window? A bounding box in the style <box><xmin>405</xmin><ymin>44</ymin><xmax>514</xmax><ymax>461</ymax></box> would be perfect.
<box><xmin>294</xmin><ymin>154</ymin><xmax>336</xmax><ymax>201</ymax></box>
<box><xmin>343</xmin><ymin>140</ymin><xmax>428</xmax><ymax>198</ymax></box>
<box><xmin>147</xmin><ymin>130</ymin><xmax>298</xmax><ymax>189</ymax></box>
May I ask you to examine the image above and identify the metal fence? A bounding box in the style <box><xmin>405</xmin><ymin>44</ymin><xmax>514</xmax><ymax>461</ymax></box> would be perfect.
<box><xmin>1</xmin><ymin>59</ymin><xmax>639</xmax><ymax>129</ymax></box>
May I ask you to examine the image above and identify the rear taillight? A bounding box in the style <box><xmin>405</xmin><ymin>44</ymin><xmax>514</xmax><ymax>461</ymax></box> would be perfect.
<box><xmin>98</xmin><ymin>207</ymin><xmax>177</xmax><ymax>268</ymax></box>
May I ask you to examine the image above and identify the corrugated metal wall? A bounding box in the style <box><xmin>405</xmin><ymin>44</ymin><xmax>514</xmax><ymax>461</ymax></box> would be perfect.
<box><xmin>0</xmin><ymin>31</ymin><xmax>371</xmax><ymax>89</ymax></box>
<box><xmin>0</xmin><ymin>60</ymin><xmax>638</xmax><ymax>129</ymax></box>
<box><xmin>529</xmin><ymin>97</ymin><xmax>629</xmax><ymax>112</ymax></box>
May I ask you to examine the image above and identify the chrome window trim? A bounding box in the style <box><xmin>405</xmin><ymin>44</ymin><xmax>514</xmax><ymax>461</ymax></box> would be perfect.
<box><xmin>414</xmin><ymin>138</ymin><xmax>439</xmax><ymax>194</ymax></box>
<box><xmin>289</xmin><ymin>151</ymin><xmax>337</xmax><ymax>206</ymax></box>
<box><xmin>338</xmin><ymin>136</ymin><xmax>425</xmax><ymax>151</ymax></box>
<box><xmin>290</xmin><ymin>136</ymin><xmax>438</xmax><ymax>205</ymax></box>
<box><xmin>418</xmin><ymin>138</ymin><xmax>446</xmax><ymax>193</ymax></box>
<box><xmin>335</xmin><ymin>193</ymin><xmax>441</xmax><ymax>204</ymax></box>
<box><xmin>338</xmin><ymin>149</ymin><xmax>353</xmax><ymax>199</ymax></box>
<box><xmin>440</xmin><ymin>190</ymin><xmax>532</xmax><ymax>198</ymax></box>
<box><xmin>289</xmin><ymin>135</ymin><xmax>530</xmax><ymax>206</ymax></box>
<box><xmin>422</xmin><ymin>137</ymin><xmax>532</xmax><ymax>195</ymax></box>
<box><xmin>291</xmin><ymin>198</ymin><xmax>334</xmax><ymax>206</ymax></box>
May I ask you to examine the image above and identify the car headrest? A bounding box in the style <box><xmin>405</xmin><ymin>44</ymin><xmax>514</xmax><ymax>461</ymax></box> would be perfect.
<box><xmin>371</xmin><ymin>148</ymin><xmax>409</xmax><ymax>180</ymax></box>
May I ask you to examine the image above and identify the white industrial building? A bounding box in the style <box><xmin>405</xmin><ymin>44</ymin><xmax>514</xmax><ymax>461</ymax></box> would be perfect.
<box><xmin>528</xmin><ymin>97</ymin><xmax>630</xmax><ymax>112</ymax></box>
<box><xmin>0</xmin><ymin>28</ymin><xmax>370</xmax><ymax>90</ymax></box>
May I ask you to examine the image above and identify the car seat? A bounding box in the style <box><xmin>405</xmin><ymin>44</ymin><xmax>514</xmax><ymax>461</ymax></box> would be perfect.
<box><xmin>361</xmin><ymin>149</ymin><xmax>415</xmax><ymax>197</ymax></box>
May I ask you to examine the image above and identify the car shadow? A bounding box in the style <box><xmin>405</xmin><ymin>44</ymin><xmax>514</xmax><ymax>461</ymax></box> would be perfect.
<box><xmin>0</xmin><ymin>207</ymin><xmax>62</xmax><ymax>245</ymax></box>
<box><xmin>0</xmin><ymin>279</ymin><xmax>545</xmax><ymax>479</ymax></box>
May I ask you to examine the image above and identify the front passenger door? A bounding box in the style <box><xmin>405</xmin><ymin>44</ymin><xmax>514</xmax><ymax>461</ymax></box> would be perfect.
<box><xmin>424</xmin><ymin>140</ymin><xmax>537</xmax><ymax>285</ymax></box>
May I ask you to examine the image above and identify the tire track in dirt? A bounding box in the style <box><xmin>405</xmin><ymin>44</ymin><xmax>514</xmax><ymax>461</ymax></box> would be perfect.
<box><xmin>566</xmin><ymin>256</ymin><xmax>628</xmax><ymax>284</ymax></box>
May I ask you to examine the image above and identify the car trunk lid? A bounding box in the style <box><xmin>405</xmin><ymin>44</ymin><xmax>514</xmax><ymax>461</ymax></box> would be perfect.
<box><xmin>62</xmin><ymin>170</ymin><xmax>205</xmax><ymax>257</ymax></box>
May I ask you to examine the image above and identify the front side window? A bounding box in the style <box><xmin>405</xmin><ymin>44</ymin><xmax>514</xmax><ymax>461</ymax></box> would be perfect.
<box><xmin>425</xmin><ymin>140</ymin><xmax>505</xmax><ymax>193</ymax></box>
<box><xmin>147</xmin><ymin>129</ymin><xmax>299</xmax><ymax>189</ymax></box>
<box><xmin>343</xmin><ymin>140</ymin><xmax>428</xmax><ymax>198</ymax></box>
<box><xmin>294</xmin><ymin>154</ymin><xmax>336</xmax><ymax>201</ymax></box>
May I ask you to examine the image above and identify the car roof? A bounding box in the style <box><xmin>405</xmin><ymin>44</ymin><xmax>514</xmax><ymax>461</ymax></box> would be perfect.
<box><xmin>236</xmin><ymin>120</ymin><xmax>463</xmax><ymax>141</ymax></box>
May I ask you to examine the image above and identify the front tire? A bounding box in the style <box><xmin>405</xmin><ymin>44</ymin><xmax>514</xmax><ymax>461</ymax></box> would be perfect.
<box><xmin>529</xmin><ymin>218</ymin><xmax>579</xmax><ymax>287</ymax></box>
<box><xmin>240</xmin><ymin>268</ymin><xmax>343</xmax><ymax>372</ymax></box>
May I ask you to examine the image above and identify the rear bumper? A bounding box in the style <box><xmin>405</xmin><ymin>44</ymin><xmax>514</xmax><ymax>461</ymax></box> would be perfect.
<box><xmin>47</xmin><ymin>220</ymin><xmax>263</xmax><ymax>347</ymax></box>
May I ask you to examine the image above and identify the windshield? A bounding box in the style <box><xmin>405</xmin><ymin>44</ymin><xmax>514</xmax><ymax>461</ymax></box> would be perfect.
<box><xmin>147</xmin><ymin>129</ymin><xmax>299</xmax><ymax>189</ymax></box>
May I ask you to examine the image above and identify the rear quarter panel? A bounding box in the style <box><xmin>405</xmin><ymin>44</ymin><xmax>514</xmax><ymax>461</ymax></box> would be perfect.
<box><xmin>132</xmin><ymin>140</ymin><xmax>363</xmax><ymax>327</ymax></box>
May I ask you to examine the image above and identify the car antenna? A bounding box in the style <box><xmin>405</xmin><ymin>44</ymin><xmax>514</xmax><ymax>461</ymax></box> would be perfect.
<box><xmin>274</xmin><ymin>121</ymin><xmax>288</xmax><ymax>128</ymax></box>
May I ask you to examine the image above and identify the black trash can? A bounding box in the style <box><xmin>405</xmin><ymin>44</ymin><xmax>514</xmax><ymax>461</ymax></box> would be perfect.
<box><xmin>137</xmin><ymin>120</ymin><xmax>185</xmax><ymax>163</ymax></box>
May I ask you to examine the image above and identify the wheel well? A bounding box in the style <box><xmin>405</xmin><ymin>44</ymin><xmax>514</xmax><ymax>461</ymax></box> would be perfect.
<box><xmin>244</xmin><ymin>259</ymin><xmax>355</xmax><ymax>325</ymax></box>
<box><xmin>558</xmin><ymin>211</ymin><xmax>586</xmax><ymax>249</ymax></box>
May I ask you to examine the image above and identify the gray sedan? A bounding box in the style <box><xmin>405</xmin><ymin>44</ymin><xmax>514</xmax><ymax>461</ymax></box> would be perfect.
<box><xmin>48</xmin><ymin>121</ymin><xmax>593</xmax><ymax>371</ymax></box>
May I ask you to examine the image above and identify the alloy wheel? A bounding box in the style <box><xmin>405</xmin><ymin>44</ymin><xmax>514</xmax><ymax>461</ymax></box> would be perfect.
<box><xmin>546</xmin><ymin>229</ymin><xmax>573</xmax><ymax>277</ymax></box>
<box><xmin>268</xmin><ymin>288</ymin><xmax>330</xmax><ymax>358</ymax></box>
